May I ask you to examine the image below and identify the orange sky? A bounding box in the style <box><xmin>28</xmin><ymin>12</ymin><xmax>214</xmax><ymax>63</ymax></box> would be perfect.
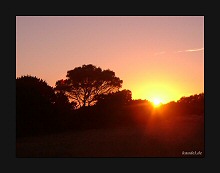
<box><xmin>16</xmin><ymin>16</ymin><xmax>204</xmax><ymax>103</ymax></box>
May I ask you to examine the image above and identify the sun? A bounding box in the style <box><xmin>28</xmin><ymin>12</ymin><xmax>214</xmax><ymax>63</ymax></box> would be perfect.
<box><xmin>152</xmin><ymin>98</ymin><xmax>162</xmax><ymax>107</ymax></box>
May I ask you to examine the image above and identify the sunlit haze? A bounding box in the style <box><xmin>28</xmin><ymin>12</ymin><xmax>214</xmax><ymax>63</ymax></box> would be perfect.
<box><xmin>16</xmin><ymin>16</ymin><xmax>204</xmax><ymax>103</ymax></box>
<box><xmin>152</xmin><ymin>98</ymin><xmax>162</xmax><ymax>107</ymax></box>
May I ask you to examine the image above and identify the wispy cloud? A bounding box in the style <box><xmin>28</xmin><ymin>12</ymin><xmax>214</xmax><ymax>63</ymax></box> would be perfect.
<box><xmin>185</xmin><ymin>48</ymin><xmax>204</xmax><ymax>52</ymax></box>
<box><xmin>176</xmin><ymin>48</ymin><xmax>204</xmax><ymax>53</ymax></box>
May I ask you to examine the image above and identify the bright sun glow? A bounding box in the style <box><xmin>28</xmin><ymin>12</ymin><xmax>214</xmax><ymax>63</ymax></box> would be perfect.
<box><xmin>152</xmin><ymin>98</ymin><xmax>163</xmax><ymax>107</ymax></box>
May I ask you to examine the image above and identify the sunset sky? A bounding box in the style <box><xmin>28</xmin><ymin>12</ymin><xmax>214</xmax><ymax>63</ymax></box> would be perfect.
<box><xmin>16</xmin><ymin>16</ymin><xmax>204</xmax><ymax>103</ymax></box>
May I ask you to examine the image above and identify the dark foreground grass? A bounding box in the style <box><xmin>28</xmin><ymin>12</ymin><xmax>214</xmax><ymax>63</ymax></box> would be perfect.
<box><xmin>16</xmin><ymin>113</ymin><xmax>204</xmax><ymax>157</ymax></box>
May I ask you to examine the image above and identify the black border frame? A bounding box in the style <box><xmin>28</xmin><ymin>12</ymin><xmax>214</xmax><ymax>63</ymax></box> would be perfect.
<box><xmin>5</xmin><ymin>3</ymin><xmax>214</xmax><ymax>172</ymax></box>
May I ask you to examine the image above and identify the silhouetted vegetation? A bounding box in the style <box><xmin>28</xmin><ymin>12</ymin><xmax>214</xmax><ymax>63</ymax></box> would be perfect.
<box><xmin>162</xmin><ymin>93</ymin><xmax>204</xmax><ymax>116</ymax></box>
<box><xmin>96</xmin><ymin>89</ymin><xmax>132</xmax><ymax>107</ymax></box>
<box><xmin>177</xmin><ymin>93</ymin><xmax>204</xmax><ymax>115</ymax></box>
<box><xmin>16</xmin><ymin>65</ymin><xmax>204</xmax><ymax>157</ymax></box>
<box><xmin>16</xmin><ymin>75</ymin><xmax>73</xmax><ymax>137</ymax></box>
<box><xmin>55</xmin><ymin>64</ymin><xmax>123</xmax><ymax>108</ymax></box>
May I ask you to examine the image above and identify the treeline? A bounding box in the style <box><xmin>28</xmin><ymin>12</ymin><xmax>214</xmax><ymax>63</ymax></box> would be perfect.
<box><xmin>16</xmin><ymin>66</ymin><xmax>204</xmax><ymax>138</ymax></box>
<box><xmin>16</xmin><ymin>75</ymin><xmax>134</xmax><ymax>137</ymax></box>
<box><xmin>161</xmin><ymin>93</ymin><xmax>204</xmax><ymax>116</ymax></box>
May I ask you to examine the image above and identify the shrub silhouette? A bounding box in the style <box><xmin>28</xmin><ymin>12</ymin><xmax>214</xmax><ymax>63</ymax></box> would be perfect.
<box><xmin>96</xmin><ymin>89</ymin><xmax>132</xmax><ymax>107</ymax></box>
<box><xmin>16</xmin><ymin>75</ymin><xmax>73</xmax><ymax>137</ymax></box>
<box><xmin>162</xmin><ymin>93</ymin><xmax>204</xmax><ymax>116</ymax></box>
<box><xmin>176</xmin><ymin>93</ymin><xmax>204</xmax><ymax>115</ymax></box>
<box><xmin>16</xmin><ymin>73</ymin><xmax>204</xmax><ymax>137</ymax></box>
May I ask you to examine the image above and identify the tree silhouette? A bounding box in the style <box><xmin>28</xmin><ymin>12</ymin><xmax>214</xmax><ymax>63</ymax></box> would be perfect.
<box><xmin>177</xmin><ymin>93</ymin><xmax>204</xmax><ymax>115</ymax></box>
<box><xmin>16</xmin><ymin>75</ymin><xmax>75</xmax><ymax>137</ymax></box>
<box><xmin>16</xmin><ymin>75</ymin><xmax>57</xmax><ymax>137</ymax></box>
<box><xmin>96</xmin><ymin>89</ymin><xmax>132</xmax><ymax>107</ymax></box>
<box><xmin>55</xmin><ymin>64</ymin><xmax>123</xmax><ymax>108</ymax></box>
<box><xmin>54</xmin><ymin>92</ymin><xmax>77</xmax><ymax>111</ymax></box>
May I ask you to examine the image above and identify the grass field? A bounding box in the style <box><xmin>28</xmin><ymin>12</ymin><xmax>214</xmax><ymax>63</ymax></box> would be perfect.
<box><xmin>16</xmin><ymin>113</ymin><xmax>204</xmax><ymax>157</ymax></box>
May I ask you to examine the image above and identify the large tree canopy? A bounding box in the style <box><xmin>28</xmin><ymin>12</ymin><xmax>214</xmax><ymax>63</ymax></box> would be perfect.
<box><xmin>16</xmin><ymin>75</ymin><xmax>74</xmax><ymax>137</ymax></box>
<box><xmin>55</xmin><ymin>64</ymin><xmax>123</xmax><ymax>108</ymax></box>
<box><xmin>16</xmin><ymin>75</ymin><xmax>57</xmax><ymax>137</ymax></box>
